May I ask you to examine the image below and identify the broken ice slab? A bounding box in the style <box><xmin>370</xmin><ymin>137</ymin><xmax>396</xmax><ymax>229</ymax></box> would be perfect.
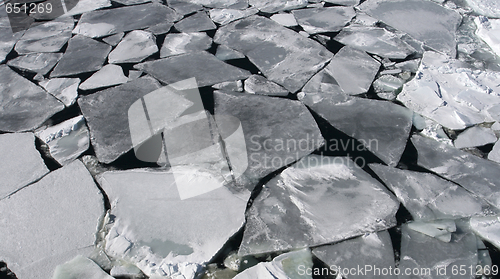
<box><xmin>270</xmin><ymin>13</ymin><xmax>298</xmax><ymax>27</ymax></box>
<box><xmin>0</xmin><ymin>133</ymin><xmax>48</xmax><ymax>199</ymax></box>
<box><xmin>373</xmin><ymin>75</ymin><xmax>404</xmax><ymax>94</ymax></box>
<box><xmin>370</xmin><ymin>164</ymin><xmax>495</xmax><ymax>221</ymax></box>
<box><xmin>50</xmin><ymin>35</ymin><xmax>112</xmax><ymax>78</ymax></box>
<box><xmin>39</xmin><ymin>78</ymin><xmax>80</xmax><ymax>107</ymax></box>
<box><xmin>412</xmin><ymin>134</ymin><xmax>500</xmax><ymax>209</ymax></box>
<box><xmin>291</xmin><ymin>7</ymin><xmax>355</xmax><ymax>34</ymax></box>
<box><xmin>249</xmin><ymin>0</ymin><xmax>308</xmax><ymax>13</ymax></box>
<box><xmin>213</xmin><ymin>91</ymin><xmax>324</xmax><ymax>191</ymax></box>
<box><xmin>312</xmin><ymin>231</ymin><xmax>396</xmax><ymax>279</ymax></box>
<box><xmin>209</xmin><ymin>8</ymin><xmax>259</xmax><ymax>25</ymax></box>
<box><xmin>244</xmin><ymin>75</ymin><xmax>289</xmax><ymax>96</ymax></box>
<box><xmin>325</xmin><ymin>0</ymin><xmax>359</xmax><ymax>6</ymax></box>
<box><xmin>35</xmin><ymin>116</ymin><xmax>90</xmax><ymax>166</ymax></box>
<box><xmin>7</xmin><ymin>53</ymin><xmax>62</xmax><ymax>76</ymax></box>
<box><xmin>213</xmin><ymin>81</ymin><xmax>243</xmax><ymax>92</ymax></box>
<box><xmin>488</xmin><ymin>140</ymin><xmax>500</xmax><ymax>163</ymax></box>
<box><xmin>146</xmin><ymin>22</ymin><xmax>174</xmax><ymax>35</ymax></box>
<box><xmin>0</xmin><ymin>17</ymin><xmax>24</xmax><ymax>63</ymax></box>
<box><xmin>234</xmin><ymin>249</ymin><xmax>313</xmax><ymax>279</ymax></box>
<box><xmin>98</xmin><ymin>167</ymin><xmax>248</xmax><ymax>278</ymax></box>
<box><xmin>78</xmin><ymin>77</ymin><xmax>161</xmax><ymax>164</ymax></box>
<box><xmin>102</xmin><ymin>32</ymin><xmax>125</xmax><ymax>46</ymax></box>
<box><xmin>215</xmin><ymin>45</ymin><xmax>245</xmax><ymax>60</ymax></box>
<box><xmin>408</xmin><ymin>219</ymin><xmax>456</xmax><ymax>242</ymax></box>
<box><xmin>62</xmin><ymin>0</ymin><xmax>112</xmax><ymax>16</ymax></box>
<box><xmin>113</xmin><ymin>0</ymin><xmax>151</xmax><ymax>5</ymax></box>
<box><xmin>166</xmin><ymin>0</ymin><xmax>203</xmax><ymax>15</ymax></box>
<box><xmin>454</xmin><ymin>126</ymin><xmax>497</xmax><ymax>148</ymax></box>
<box><xmin>398</xmin><ymin>223</ymin><xmax>478</xmax><ymax>279</ymax></box>
<box><xmin>475</xmin><ymin>16</ymin><xmax>500</xmax><ymax>58</ymax></box>
<box><xmin>73</xmin><ymin>3</ymin><xmax>180</xmax><ymax>38</ymax></box>
<box><xmin>108</xmin><ymin>30</ymin><xmax>158</xmax><ymax>64</ymax></box>
<box><xmin>239</xmin><ymin>155</ymin><xmax>398</xmax><ymax>256</ymax></box>
<box><xmin>299</xmin><ymin>92</ymin><xmax>413</xmax><ymax>167</ymax></box>
<box><xmin>135</xmin><ymin>51</ymin><xmax>251</xmax><ymax>87</ymax></box>
<box><xmin>160</xmin><ymin>32</ymin><xmax>212</xmax><ymax>58</ymax></box>
<box><xmin>174</xmin><ymin>11</ymin><xmax>217</xmax><ymax>32</ymax></box>
<box><xmin>470</xmin><ymin>215</ymin><xmax>500</xmax><ymax>250</ymax></box>
<box><xmin>214</xmin><ymin>15</ymin><xmax>332</xmax><ymax>92</ymax></box>
<box><xmin>110</xmin><ymin>262</ymin><xmax>144</xmax><ymax>278</ymax></box>
<box><xmin>52</xmin><ymin>255</ymin><xmax>114</xmax><ymax>279</ymax></box>
<box><xmin>0</xmin><ymin>160</ymin><xmax>105</xmax><ymax>279</ymax></box>
<box><xmin>398</xmin><ymin>51</ymin><xmax>500</xmax><ymax>130</ymax></box>
<box><xmin>335</xmin><ymin>26</ymin><xmax>416</xmax><ymax>59</ymax></box>
<box><xmin>171</xmin><ymin>0</ymin><xmax>248</xmax><ymax>9</ymax></box>
<box><xmin>359</xmin><ymin>0</ymin><xmax>461</xmax><ymax>57</ymax></box>
<box><xmin>0</xmin><ymin>66</ymin><xmax>64</xmax><ymax>132</ymax></box>
<box><xmin>14</xmin><ymin>17</ymin><xmax>73</xmax><ymax>55</ymax></box>
<box><xmin>79</xmin><ymin>64</ymin><xmax>129</xmax><ymax>90</ymax></box>
<box><xmin>466</xmin><ymin>0</ymin><xmax>500</xmax><ymax>18</ymax></box>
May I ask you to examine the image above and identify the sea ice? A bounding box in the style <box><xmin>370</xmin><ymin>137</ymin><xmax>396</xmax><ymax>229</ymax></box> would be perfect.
<box><xmin>0</xmin><ymin>66</ymin><xmax>64</xmax><ymax>132</ymax></box>
<box><xmin>113</xmin><ymin>0</ymin><xmax>151</xmax><ymax>5</ymax></box>
<box><xmin>79</xmin><ymin>64</ymin><xmax>129</xmax><ymax>90</ymax></box>
<box><xmin>0</xmin><ymin>133</ymin><xmax>48</xmax><ymax>199</ymax></box>
<box><xmin>160</xmin><ymin>33</ymin><xmax>212</xmax><ymax>58</ymax></box>
<box><xmin>39</xmin><ymin>78</ymin><xmax>80</xmax><ymax>107</ymax></box>
<box><xmin>244</xmin><ymin>75</ymin><xmax>289</xmax><ymax>96</ymax></box>
<box><xmin>7</xmin><ymin>53</ymin><xmax>62</xmax><ymax>76</ymax></box>
<box><xmin>466</xmin><ymin>0</ymin><xmax>500</xmax><ymax>18</ymax></box>
<box><xmin>50</xmin><ymin>35</ymin><xmax>112</xmax><ymax>78</ymax></box>
<box><xmin>213</xmin><ymin>81</ymin><xmax>243</xmax><ymax>92</ymax></box>
<box><xmin>102</xmin><ymin>32</ymin><xmax>125</xmax><ymax>46</ymax></box>
<box><xmin>470</xmin><ymin>215</ymin><xmax>500</xmax><ymax>250</ymax></box>
<box><xmin>488</xmin><ymin>140</ymin><xmax>500</xmax><ymax>163</ymax></box>
<box><xmin>174</xmin><ymin>11</ymin><xmax>217</xmax><ymax>32</ymax></box>
<box><xmin>173</xmin><ymin>0</ymin><xmax>248</xmax><ymax>9</ymax></box>
<box><xmin>166</xmin><ymin>0</ymin><xmax>203</xmax><ymax>15</ymax></box>
<box><xmin>214</xmin><ymin>16</ymin><xmax>332</xmax><ymax>92</ymax></box>
<box><xmin>52</xmin><ymin>255</ymin><xmax>114</xmax><ymax>279</ymax></box>
<box><xmin>215</xmin><ymin>45</ymin><xmax>245</xmax><ymax>60</ymax></box>
<box><xmin>407</xmin><ymin>219</ymin><xmax>457</xmax><ymax>243</ymax></box>
<box><xmin>108</xmin><ymin>30</ymin><xmax>158</xmax><ymax>64</ymax></box>
<box><xmin>270</xmin><ymin>13</ymin><xmax>298</xmax><ymax>27</ymax></box>
<box><xmin>475</xmin><ymin>16</ymin><xmax>500</xmax><ymax>57</ymax></box>
<box><xmin>249</xmin><ymin>0</ymin><xmax>308</xmax><ymax>13</ymax></box>
<box><xmin>454</xmin><ymin>126</ymin><xmax>497</xmax><ymax>148</ymax></box>
<box><xmin>14</xmin><ymin>17</ymin><xmax>73</xmax><ymax>55</ymax></box>
<box><xmin>239</xmin><ymin>155</ymin><xmax>398</xmax><ymax>256</ymax></box>
<box><xmin>373</xmin><ymin>75</ymin><xmax>404</xmax><ymax>94</ymax></box>
<box><xmin>291</xmin><ymin>7</ymin><xmax>355</xmax><ymax>34</ymax></box>
<box><xmin>0</xmin><ymin>161</ymin><xmax>105</xmax><ymax>279</ymax></box>
<box><xmin>35</xmin><ymin>116</ymin><xmax>90</xmax><ymax>165</ymax></box>
<box><xmin>209</xmin><ymin>8</ymin><xmax>259</xmax><ymax>25</ymax></box>
<box><xmin>63</xmin><ymin>0</ymin><xmax>112</xmax><ymax>16</ymax></box>
<box><xmin>0</xmin><ymin>17</ymin><xmax>24</xmax><ymax>63</ymax></box>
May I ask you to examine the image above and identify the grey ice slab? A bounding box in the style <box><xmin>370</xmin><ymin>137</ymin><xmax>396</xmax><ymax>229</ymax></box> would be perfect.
<box><xmin>299</xmin><ymin>92</ymin><xmax>413</xmax><ymax>167</ymax></box>
<box><xmin>102</xmin><ymin>32</ymin><xmax>124</xmax><ymax>46</ymax></box>
<box><xmin>335</xmin><ymin>25</ymin><xmax>415</xmax><ymax>59</ymax></box>
<box><xmin>0</xmin><ymin>66</ymin><xmax>64</xmax><ymax>132</ymax></box>
<box><xmin>470</xmin><ymin>215</ymin><xmax>500</xmax><ymax>250</ymax></box>
<box><xmin>52</xmin><ymin>255</ymin><xmax>114</xmax><ymax>279</ymax></box>
<box><xmin>466</xmin><ymin>0</ymin><xmax>500</xmax><ymax>18</ymax></box>
<box><xmin>399</xmin><ymin>224</ymin><xmax>478</xmax><ymax>279</ymax></box>
<box><xmin>108</xmin><ymin>30</ymin><xmax>158</xmax><ymax>64</ymax></box>
<box><xmin>398</xmin><ymin>51</ymin><xmax>500</xmax><ymax>130</ymax></box>
<box><xmin>214</xmin><ymin>91</ymin><xmax>324</xmax><ymax>192</ymax></box>
<box><xmin>15</xmin><ymin>17</ymin><xmax>73</xmax><ymax>54</ymax></box>
<box><xmin>160</xmin><ymin>32</ymin><xmax>212</xmax><ymax>58</ymax></box>
<box><xmin>39</xmin><ymin>78</ymin><xmax>80</xmax><ymax>107</ymax></box>
<box><xmin>454</xmin><ymin>126</ymin><xmax>497</xmax><ymax>148</ymax></box>
<box><xmin>270</xmin><ymin>13</ymin><xmax>298</xmax><ymax>27</ymax></box>
<box><xmin>0</xmin><ymin>160</ymin><xmax>105</xmax><ymax>279</ymax></box>
<box><xmin>113</xmin><ymin>0</ymin><xmax>151</xmax><ymax>5</ymax></box>
<box><xmin>166</xmin><ymin>0</ymin><xmax>203</xmax><ymax>15</ymax></box>
<box><xmin>209</xmin><ymin>8</ymin><xmax>258</xmax><ymax>25</ymax></box>
<box><xmin>215</xmin><ymin>45</ymin><xmax>245</xmax><ymax>60</ymax></box>
<box><xmin>359</xmin><ymin>0</ymin><xmax>461</xmax><ymax>57</ymax></box>
<box><xmin>50</xmin><ymin>35</ymin><xmax>112</xmax><ymax>78</ymax></box>
<box><xmin>325</xmin><ymin>0</ymin><xmax>359</xmax><ymax>5</ymax></box>
<box><xmin>373</xmin><ymin>75</ymin><xmax>404</xmax><ymax>94</ymax></box>
<box><xmin>213</xmin><ymin>81</ymin><xmax>243</xmax><ymax>92</ymax></box>
<box><xmin>488</xmin><ymin>140</ymin><xmax>500</xmax><ymax>163</ymax></box>
<box><xmin>78</xmin><ymin>77</ymin><xmax>161</xmax><ymax>164</ymax></box>
<box><xmin>172</xmin><ymin>0</ymin><xmax>248</xmax><ymax>9</ymax></box>
<box><xmin>292</xmin><ymin>7</ymin><xmax>355</xmax><ymax>34</ymax></box>
<box><xmin>249</xmin><ymin>0</ymin><xmax>308</xmax><ymax>13</ymax></box>
<box><xmin>35</xmin><ymin>116</ymin><xmax>90</xmax><ymax>165</ymax></box>
<box><xmin>239</xmin><ymin>155</ymin><xmax>399</xmax><ymax>256</ymax></box>
<box><xmin>98</xmin><ymin>167</ymin><xmax>248</xmax><ymax>278</ymax></box>
<box><xmin>63</xmin><ymin>0</ymin><xmax>112</xmax><ymax>16</ymax></box>
<box><xmin>214</xmin><ymin>15</ymin><xmax>332</xmax><ymax>92</ymax></box>
<box><xmin>73</xmin><ymin>3</ymin><xmax>180</xmax><ymax>38</ymax></box>
<box><xmin>370</xmin><ymin>164</ymin><xmax>496</xmax><ymax>220</ymax></box>
<box><xmin>244</xmin><ymin>75</ymin><xmax>289</xmax><ymax>96</ymax></box>
<box><xmin>79</xmin><ymin>64</ymin><xmax>129</xmax><ymax>90</ymax></box>
<box><xmin>0</xmin><ymin>17</ymin><xmax>24</xmax><ymax>63</ymax></box>
<box><xmin>135</xmin><ymin>51</ymin><xmax>251</xmax><ymax>87</ymax></box>
<box><xmin>412</xmin><ymin>134</ymin><xmax>500</xmax><ymax>209</ymax></box>
<box><xmin>312</xmin><ymin>231</ymin><xmax>396</xmax><ymax>279</ymax></box>
<box><xmin>174</xmin><ymin>11</ymin><xmax>217</xmax><ymax>32</ymax></box>
<box><xmin>7</xmin><ymin>53</ymin><xmax>62</xmax><ymax>75</ymax></box>
<box><xmin>0</xmin><ymin>133</ymin><xmax>48</xmax><ymax>199</ymax></box>
<box><xmin>475</xmin><ymin>17</ymin><xmax>500</xmax><ymax>58</ymax></box>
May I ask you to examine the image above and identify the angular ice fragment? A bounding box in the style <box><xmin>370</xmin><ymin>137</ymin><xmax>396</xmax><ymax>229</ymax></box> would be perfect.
<box><xmin>102</xmin><ymin>32</ymin><xmax>124</xmax><ymax>46</ymax></box>
<box><xmin>213</xmin><ymin>81</ymin><xmax>243</xmax><ymax>92</ymax></box>
<box><xmin>7</xmin><ymin>53</ymin><xmax>62</xmax><ymax>76</ymax></box>
<box><xmin>39</xmin><ymin>78</ymin><xmax>80</xmax><ymax>107</ymax></box>
<box><xmin>373</xmin><ymin>75</ymin><xmax>404</xmax><ymax>94</ymax></box>
<box><xmin>50</xmin><ymin>35</ymin><xmax>112</xmax><ymax>78</ymax></box>
<box><xmin>214</xmin><ymin>16</ymin><xmax>332</xmax><ymax>92</ymax></box>
<box><xmin>35</xmin><ymin>116</ymin><xmax>90</xmax><ymax>165</ymax></box>
<box><xmin>136</xmin><ymin>52</ymin><xmax>251</xmax><ymax>87</ymax></box>
<box><xmin>244</xmin><ymin>75</ymin><xmax>289</xmax><ymax>96</ymax></box>
<box><xmin>325</xmin><ymin>0</ymin><xmax>359</xmax><ymax>6</ymax></box>
<box><xmin>160</xmin><ymin>33</ymin><xmax>212</xmax><ymax>58</ymax></box>
<box><xmin>113</xmin><ymin>0</ymin><xmax>151</xmax><ymax>5</ymax></box>
<box><xmin>62</xmin><ymin>0</ymin><xmax>112</xmax><ymax>16</ymax></box>
<box><xmin>215</xmin><ymin>45</ymin><xmax>245</xmax><ymax>60</ymax></box>
<box><xmin>249</xmin><ymin>0</ymin><xmax>308</xmax><ymax>13</ymax></box>
<box><xmin>15</xmin><ymin>17</ymin><xmax>73</xmax><ymax>55</ymax></box>
<box><xmin>292</xmin><ymin>7</ymin><xmax>355</xmax><ymax>34</ymax></box>
<box><xmin>454</xmin><ymin>126</ymin><xmax>497</xmax><ymax>148</ymax></box>
<box><xmin>0</xmin><ymin>133</ymin><xmax>48</xmax><ymax>199</ymax></box>
<box><xmin>0</xmin><ymin>66</ymin><xmax>64</xmax><ymax>132</ymax></box>
<box><xmin>167</xmin><ymin>0</ymin><xmax>203</xmax><ymax>15</ymax></box>
<box><xmin>79</xmin><ymin>64</ymin><xmax>128</xmax><ymax>91</ymax></box>
<box><xmin>171</xmin><ymin>0</ymin><xmax>248</xmax><ymax>9</ymax></box>
<box><xmin>270</xmin><ymin>13</ymin><xmax>298</xmax><ymax>27</ymax></box>
<box><xmin>412</xmin><ymin>134</ymin><xmax>500</xmax><ymax>209</ymax></box>
<box><xmin>335</xmin><ymin>26</ymin><xmax>416</xmax><ymax>59</ymax></box>
<box><xmin>466</xmin><ymin>0</ymin><xmax>500</xmax><ymax>18</ymax></box>
<box><xmin>470</xmin><ymin>215</ymin><xmax>500</xmax><ymax>250</ymax></box>
<box><xmin>0</xmin><ymin>161</ymin><xmax>105</xmax><ymax>279</ymax></box>
<box><xmin>475</xmin><ymin>16</ymin><xmax>500</xmax><ymax>57</ymax></box>
<box><xmin>239</xmin><ymin>155</ymin><xmax>399</xmax><ymax>255</ymax></box>
<box><xmin>488</xmin><ymin>140</ymin><xmax>500</xmax><ymax>163</ymax></box>
<box><xmin>52</xmin><ymin>255</ymin><xmax>114</xmax><ymax>279</ymax></box>
<box><xmin>408</xmin><ymin>220</ymin><xmax>456</xmax><ymax>242</ymax></box>
<box><xmin>174</xmin><ymin>11</ymin><xmax>217</xmax><ymax>32</ymax></box>
<box><xmin>108</xmin><ymin>30</ymin><xmax>158</xmax><ymax>64</ymax></box>
<box><xmin>300</xmin><ymin>92</ymin><xmax>413</xmax><ymax>167</ymax></box>
<box><xmin>312</xmin><ymin>231</ymin><xmax>396</xmax><ymax>279</ymax></box>
<box><xmin>209</xmin><ymin>8</ymin><xmax>258</xmax><ymax>25</ymax></box>
<box><xmin>73</xmin><ymin>3</ymin><xmax>180</xmax><ymax>38</ymax></box>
